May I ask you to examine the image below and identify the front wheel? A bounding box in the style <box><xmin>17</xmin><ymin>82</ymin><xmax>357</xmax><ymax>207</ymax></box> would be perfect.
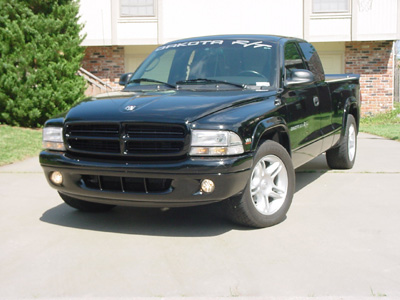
<box><xmin>59</xmin><ymin>192</ymin><xmax>115</xmax><ymax>212</ymax></box>
<box><xmin>225</xmin><ymin>140</ymin><xmax>295</xmax><ymax>228</ymax></box>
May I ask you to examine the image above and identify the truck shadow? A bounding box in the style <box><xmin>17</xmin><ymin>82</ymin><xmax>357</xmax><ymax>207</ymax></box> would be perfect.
<box><xmin>40</xmin><ymin>203</ymin><xmax>239</xmax><ymax>237</ymax></box>
<box><xmin>40</xmin><ymin>154</ymin><xmax>330</xmax><ymax>237</ymax></box>
<box><xmin>295</xmin><ymin>154</ymin><xmax>330</xmax><ymax>193</ymax></box>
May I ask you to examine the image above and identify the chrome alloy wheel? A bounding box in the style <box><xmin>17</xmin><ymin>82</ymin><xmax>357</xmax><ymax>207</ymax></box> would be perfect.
<box><xmin>250</xmin><ymin>154</ymin><xmax>289</xmax><ymax>215</ymax></box>
<box><xmin>348</xmin><ymin>123</ymin><xmax>356</xmax><ymax>162</ymax></box>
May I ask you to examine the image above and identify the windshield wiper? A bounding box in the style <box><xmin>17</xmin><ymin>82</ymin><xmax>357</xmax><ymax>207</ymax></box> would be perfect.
<box><xmin>176</xmin><ymin>78</ymin><xmax>246</xmax><ymax>89</ymax></box>
<box><xmin>128</xmin><ymin>78</ymin><xmax>176</xmax><ymax>89</ymax></box>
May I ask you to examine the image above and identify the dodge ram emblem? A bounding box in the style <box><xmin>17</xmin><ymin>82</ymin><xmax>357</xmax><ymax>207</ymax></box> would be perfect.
<box><xmin>124</xmin><ymin>105</ymin><xmax>136</xmax><ymax>111</ymax></box>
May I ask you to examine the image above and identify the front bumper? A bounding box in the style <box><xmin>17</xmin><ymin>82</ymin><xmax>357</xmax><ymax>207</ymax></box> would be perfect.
<box><xmin>40</xmin><ymin>151</ymin><xmax>253</xmax><ymax>207</ymax></box>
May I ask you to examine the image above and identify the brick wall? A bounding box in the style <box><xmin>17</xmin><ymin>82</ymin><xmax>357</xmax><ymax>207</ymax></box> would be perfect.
<box><xmin>82</xmin><ymin>46</ymin><xmax>125</xmax><ymax>90</ymax></box>
<box><xmin>345</xmin><ymin>41</ymin><xmax>394</xmax><ymax>115</ymax></box>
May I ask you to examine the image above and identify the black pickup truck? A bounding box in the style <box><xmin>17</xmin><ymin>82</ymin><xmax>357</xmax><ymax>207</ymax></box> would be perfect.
<box><xmin>40</xmin><ymin>35</ymin><xmax>360</xmax><ymax>228</ymax></box>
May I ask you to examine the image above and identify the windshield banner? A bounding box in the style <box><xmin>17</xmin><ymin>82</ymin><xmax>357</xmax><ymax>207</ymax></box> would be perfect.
<box><xmin>156</xmin><ymin>40</ymin><xmax>272</xmax><ymax>51</ymax></box>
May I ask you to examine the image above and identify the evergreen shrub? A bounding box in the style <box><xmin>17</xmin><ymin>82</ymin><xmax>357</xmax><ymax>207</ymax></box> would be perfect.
<box><xmin>0</xmin><ymin>0</ymin><xmax>86</xmax><ymax>127</ymax></box>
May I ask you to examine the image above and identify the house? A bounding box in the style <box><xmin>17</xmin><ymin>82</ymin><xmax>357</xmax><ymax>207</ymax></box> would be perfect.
<box><xmin>79</xmin><ymin>0</ymin><xmax>400</xmax><ymax>115</ymax></box>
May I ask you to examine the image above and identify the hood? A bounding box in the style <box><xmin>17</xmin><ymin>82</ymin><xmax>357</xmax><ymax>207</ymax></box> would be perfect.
<box><xmin>64</xmin><ymin>89</ymin><xmax>276</xmax><ymax>124</ymax></box>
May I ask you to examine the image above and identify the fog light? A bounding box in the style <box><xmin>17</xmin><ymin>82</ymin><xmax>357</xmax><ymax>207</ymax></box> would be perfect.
<box><xmin>201</xmin><ymin>179</ymin><xmax>215</xmax><ymax>193</ymax></box>
<box><xmin>50</xmin><ymin>171</ymin><xmax>63</xmax><ymax>185</ymax></box>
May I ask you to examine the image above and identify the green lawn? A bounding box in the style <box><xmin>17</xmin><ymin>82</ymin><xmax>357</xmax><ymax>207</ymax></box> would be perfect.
<box><xmin>360</xmin><ymin>103</ymin><xmax>400</xmax><ymax>141</ymax></box>
<box><xmin>0</xmin><ymin>125</ymin><xmax>42</xmax><ymax>166</ymax></box>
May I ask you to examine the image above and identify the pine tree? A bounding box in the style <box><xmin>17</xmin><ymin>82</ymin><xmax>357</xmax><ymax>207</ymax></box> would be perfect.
<box><xmin>0</xmin><ymin>0</ymin><xmax>86</xmax><ymax>127</ymax></box>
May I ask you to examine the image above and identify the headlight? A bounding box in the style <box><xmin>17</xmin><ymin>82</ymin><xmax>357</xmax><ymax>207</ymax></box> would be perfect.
<box><xmin>190</xmin><ymin>130</ymin><xmax>244</xmax><ymax>156</ymax></box>
<box><xmin>42</xmin><ymin>127</ymin><xmax>66</xmax><ymax>151</ymax></box>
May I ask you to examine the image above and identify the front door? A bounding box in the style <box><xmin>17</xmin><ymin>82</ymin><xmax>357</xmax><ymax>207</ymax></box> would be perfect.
<box><xmin>283</xmin><ymin>42</ymin><xmax>322</xmax><ymax>168</ymax></box>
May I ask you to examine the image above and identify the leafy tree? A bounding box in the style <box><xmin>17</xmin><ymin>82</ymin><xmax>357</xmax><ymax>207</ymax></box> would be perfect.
<box><xmin>0</xmin><ymin>0</ymin><xmax>86</xmax><ymax>127</ymax></box>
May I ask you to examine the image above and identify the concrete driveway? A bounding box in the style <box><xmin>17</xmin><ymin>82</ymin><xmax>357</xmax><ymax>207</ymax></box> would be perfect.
<box><xmin>0</xmin><ymin>133</ymin><xmax>399</xmax><ymax>299</ymax></box>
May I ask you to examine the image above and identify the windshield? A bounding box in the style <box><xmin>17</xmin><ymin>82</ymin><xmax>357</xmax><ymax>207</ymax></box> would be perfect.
<box><xmin>127</xmin><ymin>39</ymin><xmax>278</xmax><ymax>90</ymax></box>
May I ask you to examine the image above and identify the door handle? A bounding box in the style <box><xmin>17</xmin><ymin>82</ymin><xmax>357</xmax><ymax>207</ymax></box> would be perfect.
<box><xmin>313</xmin><ymin>96</ymin><xmax>320</xmax><ymax>107</ymax></box>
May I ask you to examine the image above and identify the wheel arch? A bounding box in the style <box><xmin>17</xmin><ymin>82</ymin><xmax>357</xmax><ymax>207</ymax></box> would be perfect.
<box><xmin>344</xmin><ymin>96</ymin><xmax>360</xmax><ymax>133</ymax></box>
<box><xmin>251</xmin><ymin>117</ymin><xmax>291</xmax><ymax>156</ymax></box>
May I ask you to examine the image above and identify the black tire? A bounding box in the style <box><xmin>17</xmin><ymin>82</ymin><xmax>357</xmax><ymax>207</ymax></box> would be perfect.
<box><xmin>326</xmin><ymin>114</ymin><xmax>357</xmax><ymax>170</ymax></box>
<box><xmin>58</xmin><ymin>192</ymin><xmax>115</xmax><ymax>212</ymax></box>
<box><xmin>225</xmin><ymin>140</ymin><xmax>295</xmax><ymax>228</ymax></box>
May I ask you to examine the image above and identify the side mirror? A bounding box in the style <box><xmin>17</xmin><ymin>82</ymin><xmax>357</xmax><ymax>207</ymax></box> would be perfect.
<box><xmin>119</xmin><ymin>72</ymin><xmax>134</xmax><ymax>86</ymax></box>
<box><xmin>286</xmin><ymin>69</ymin><xmax>315</xmax><ymax>86</ymax></box>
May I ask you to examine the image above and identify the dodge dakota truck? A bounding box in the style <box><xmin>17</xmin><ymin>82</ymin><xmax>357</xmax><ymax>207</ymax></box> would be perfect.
<box><xmin>40</xmin><ymin>35</ymin><xmax>360</xmax><ymax>228</ymax></box>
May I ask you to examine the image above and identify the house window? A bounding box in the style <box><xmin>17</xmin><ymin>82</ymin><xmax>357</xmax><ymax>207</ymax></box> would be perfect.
<box><xmin>120</xmin><ymin>0</ymin><xmax>155</xmax><ymax>17</ymax></box>
<box><xmin>312</xmin><ymin>0</ymin><xmax>349</xmax><ymax>13</ymax></box>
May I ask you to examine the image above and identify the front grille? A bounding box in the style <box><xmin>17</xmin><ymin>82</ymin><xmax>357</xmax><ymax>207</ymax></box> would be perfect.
<box><xmin>69</xmin><ymin>139</ymin><xmax>120</xmax><ymax>153</ymax></box>
<box><xmin>65</xmin><ymin>123</ymin><xmax>121</xmax><ymax>154</ymax></box>
<box><xmin>126</xmin><ymin>124</ymin><xmax>185</xmax><ymax>138</ymax></box>
<box><xmin>125</xmin><ymin>124</ymin><xmax>186</xmax><ymax>155</ymax></box>
<box><xmin>126</xmin><ymin>140</ymin><xmax>184</xmax><ymax>154</ymax></box>
<box><xmin>65</xmin><ymin>122</ymin><xmax>189</xmax><ymax>158</ymax></box>
<box><xmin>67</xmin><ymin>124</ymin><xmax>120</xmax><ymax>137</ymax></box>
<box><xmin>81</xmin><ymin>175</ymin><xmax>172</xmax><ymax>193</ymax></box>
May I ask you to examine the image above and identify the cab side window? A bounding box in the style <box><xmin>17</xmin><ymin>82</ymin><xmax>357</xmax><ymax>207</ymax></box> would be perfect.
<box><xmin>284</xmin><ymin>42</ymin><xmax>306</xmax><ymax>79</ymax></box>
<box><xmin>299</xmin><ymin>42</ymin><xmax>325</xmax><ymax>82</ymax></box>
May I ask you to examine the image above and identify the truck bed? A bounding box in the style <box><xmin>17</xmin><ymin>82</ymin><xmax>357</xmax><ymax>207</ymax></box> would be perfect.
<box><xmin>325</xmin><ymin>73</ymin><xmax>360</xmax><ymax>82</ymax></box>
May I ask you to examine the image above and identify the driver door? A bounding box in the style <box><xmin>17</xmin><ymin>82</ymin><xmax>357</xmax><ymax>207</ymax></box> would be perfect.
<box><xmin>283</xmin><ymin>42</ymin><xmax>322</xmax><ymax>168</ymax></box>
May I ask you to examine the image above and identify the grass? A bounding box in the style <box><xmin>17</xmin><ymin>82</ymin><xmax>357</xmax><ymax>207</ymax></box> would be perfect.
<box><xmin>0</xmin><ymin>125</ymin><xmax>42</xmax><ymax>166</ymax></box>
<box><xmin>360</xmin><ymin>102</ymin><xmax>400</xmax><ymax>141</ymax></box>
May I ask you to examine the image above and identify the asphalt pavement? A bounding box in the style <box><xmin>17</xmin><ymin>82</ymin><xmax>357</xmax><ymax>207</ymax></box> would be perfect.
<box><xmin>0</xmin><ymin>132</ymin><xmax>399</xmax><ymax>300</ymax></box>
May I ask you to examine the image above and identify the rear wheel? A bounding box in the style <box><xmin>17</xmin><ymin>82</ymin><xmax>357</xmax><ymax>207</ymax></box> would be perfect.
<box><xmin>326</xmin><ymin>114</ymin><xmax>357</xmax><ymax>169</ymax></box>
<box><xmin>225</xmin><ymin>140</ymin><xmax>295</xmax><ymax>228</ymax></box>
<box><xmin>59</xmin><ymin>192</ymin><xmax>115</xmax><ymax>212</ymax></box>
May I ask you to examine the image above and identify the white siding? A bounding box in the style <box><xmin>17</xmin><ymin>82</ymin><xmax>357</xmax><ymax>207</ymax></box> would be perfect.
<box><xmin>80</xmin><ymin>0</ymin><xmax>158</xmax><ymax>46</ymax></box>
<box><xmin>116</xmin><ymin>22</ymin><xmax>158</xmax><ymax>45</ymax></box>
<box><xmin>353</xmin><ymin>0</ymin><xmax>399</xmax><ymax>41</ymax></box>
<box><xmin>305</xmin><ymin>0</ymin><xmax>400</xmax><ymax>42</ymax></box>
<box><xmin>79</xmin><ymin>0</ymin><xmax>400</xmax><ymax>46</ymax></box>
<box><xmin>158</xmin><ymin>0</ymin><xmax>303</xmax><ymax>43</ymax></box>
<box><xmin>308</xmin><ymin>18</ymin><xmax>351</xmax><ymax>41</ymax></box>
<box><xmin>80</xmin><ymin>0</ymin><xmax>113</xmax><ymax>45</ymax></box>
